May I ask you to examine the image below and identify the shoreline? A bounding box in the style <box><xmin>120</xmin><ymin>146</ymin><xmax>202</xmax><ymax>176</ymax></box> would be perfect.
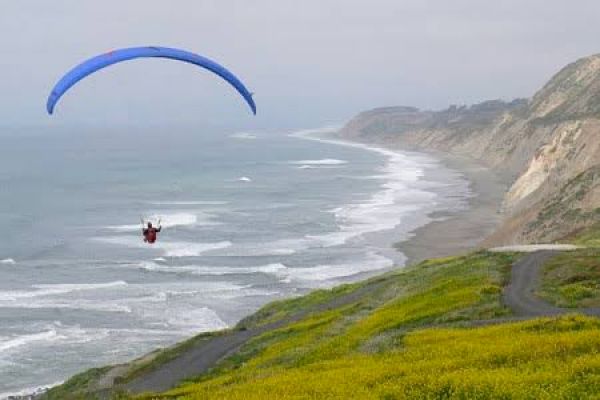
<box><xmin>310</xmin><ymin>129</ymin><xmax>509</xmax><ymax>266</ymax></box>
<box><xmin>395</xmin><ymin>151</ymin><xmax>508</xmax><ymax>264</ymax></box>
<box><xmin>8</xmin><ymin>130</ymin><xmax>509</xmax><ymax>400</ymax></box>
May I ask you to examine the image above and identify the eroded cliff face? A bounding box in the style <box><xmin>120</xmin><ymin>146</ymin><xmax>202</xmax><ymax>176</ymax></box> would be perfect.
<box><xmin>339</xmin><ymin>54</ymin><xmax>600</xmax><ymax>245</ymax></box>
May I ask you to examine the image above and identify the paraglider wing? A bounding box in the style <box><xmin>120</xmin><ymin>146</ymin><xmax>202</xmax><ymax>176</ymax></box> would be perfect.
<box><xmin>46</xmin><ymin>46</ymin><xmax>256</xmax><ymax>115</ymax></box>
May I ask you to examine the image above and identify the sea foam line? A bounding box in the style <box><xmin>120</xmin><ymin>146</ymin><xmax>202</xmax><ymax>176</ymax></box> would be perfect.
<box><xmin>286</xmin><ymin>127</ymin><xmax>440</xmax><ymax>250</ymax></box>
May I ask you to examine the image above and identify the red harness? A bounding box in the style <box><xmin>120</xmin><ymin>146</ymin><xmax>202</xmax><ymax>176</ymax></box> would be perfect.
<box><xmin>144</xmin><ymin>228</ymin><xmax>158</xmax><ymax>244</ymax></box>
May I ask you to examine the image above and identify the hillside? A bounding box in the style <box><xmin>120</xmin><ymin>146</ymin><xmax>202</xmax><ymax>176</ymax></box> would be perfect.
<box><xmin>43</xmin><ymin>236</ymin><xmax>600</xmax><ymax>399</ymax></box>
<box><xmin>339</xmin><ymin>54</ymin><xmax>600</xmax><ymax>245</ymax></box>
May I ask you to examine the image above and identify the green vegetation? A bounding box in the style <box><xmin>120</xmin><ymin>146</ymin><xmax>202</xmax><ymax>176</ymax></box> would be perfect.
<box><xmin>43</xmin><ymin>366</ymin><xmax>112</xmax><ymax>400</ymax></box>
<box><xmin>154</xmin><ymin>316</ymin><xmax>600</xmax><ymax>400</ymax></box>
<box><xmin>539</xmin><ymin>248</ymin><xmax>600</xmax><ymax>308</ymax></box>
<box><xmin>566</xmin><ymin>221</ymin><xmax>600</xmax><ymax>247</ymax></box>
<box><xmin>47</xmin><ymin>249</ymin><xmax>600</xmax><ymax>399</ymax></box>
<box><xmin>132</xmin><ymin>251</ymin><xmax>537</xmax><ymax>399</ymax></box>
<box><xmin>236</xmin><ymin>281</ymin><xmax>364</xmax><ymax>329</ymax></box>
<box><xmin>537</xmin><ymin>223</ymin><xmax>600</xmax><ymax>308</ymax></box>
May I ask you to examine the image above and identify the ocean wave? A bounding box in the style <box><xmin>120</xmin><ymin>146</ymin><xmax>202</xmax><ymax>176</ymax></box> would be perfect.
<box><xmin>0</xmin><ymin>330</ymin><xmax>58</xmax><ymax>353</ymax></box>
<box><xmin>215</xmin><ymin>240</ymin><xmax>299</xmax><ymax>256</ymax></box>
<box><xmin>230</xmin><ymin>132</ymin><xmax>257</xmax><ymax>140</ymax></box>
<box><xmin>280</xmin><ymin>252</ymin><xmax>394</xmax><ymax>287</ymax></box>
<box><xmin>106</xmin><ymin>212</ymin><xmax>210</xmax><ymax>232</ymax></box>
<box><xmin>289</xmin><ymin>158</ymin><xmax>347</xmax><ymax>166</ymax></box>
<box><xmin>137</xmin><ymin>253</ymin><xmax>391</xmax><ymax>286</ymax></box>
<box><xmin>32</xmin><ymin>281</ymin><xmax>127</xmax><ymax>291</ymax></box>
<box><xmin>0</xmin><ymin>258</ymin><xmax>15</xmax><ymax>265</ymax></box>
<box><xmin>0</xmin><ymin>298</ymin><xmax>132</xmax><ymax>313</ymax></box>
<box><xmin>0</xmin><ymin>281</ymin><xmax>127</xmax><ymax>301</ymax></box>
<box><xmin>148</xmin><ymin>200</ymin><xmax>228</xmax><ymax>206</ymax></box>
<box><xmin>95</xmin><ymin>236</ymin><xmax>232</xmax><ymax>257</ymax></box>
<box><xmin>0</xmin><ymin>280</ymin><xmax>248</xmax><ymax>314</ymax></box>
<box><xmin>0</xmin><ymin>381</ymin><xmax>64</xmax><ymax>400</ymax></box>
<box><xmin>0</xmin><ymin>323</ymin><xmax>109</xmax><ymax>355</ymax></box>
<box><xmin>287</xmin><ymin>129</ymin><xmax>444</xmax><ymax>248</ymax></box>
<box><xmin>159</xmin><ymin>240</ymin><xmax>232</xmax><ymax>257</ymax></box>
<box><xmin>166</xmin><ymin>307</ymin><xmax>228</xmax><ymax>332</ymax></box>
<box><xmin>138</xmin><ymin>262</ymin><xmax>288</xmax><ymax>277</ymax></box>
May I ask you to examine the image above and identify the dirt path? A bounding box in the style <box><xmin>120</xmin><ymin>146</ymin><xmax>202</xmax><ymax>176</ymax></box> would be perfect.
<box><xmin>502</xmin><ymin>250</ymin><xmax>565</xmax><ymax>316</ymax></box>
<box><xmin>503</xmin><ymin>250</ymin><xmax>600</xmax><ymax>317</ymax></box>
<box><xmin>122</xmin><ymin>279</ymin><xmax>386</xmax><ymax>394</ymax></box>
<box><xmin>489</xmin><ymin>244</ymin><xmax>582</xmax><ymax>252</ymax></box>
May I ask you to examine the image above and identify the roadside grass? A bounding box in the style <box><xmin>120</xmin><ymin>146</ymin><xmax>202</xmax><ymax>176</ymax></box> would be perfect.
<box><xmin>43</xmin><ymin>366</ymin><xmax>112</xmax><ymax>400</ymax></box>
<box><xmin>539</xmin><ymin>247</ymin><xmax>600</xmax><ymax>308</ymax></box>
<box><xmin>236</xmin><ymin>281</ymin><xmax>364</xmax><ymax>330</ymax></box>
<box><xmin>134</xmin><ymin>251</ymin><xmax>529</xmax><ymax>399</ymax></box>
<box><xmin>42</xmin><ymin>332</ymin><xmax>225</xmax><ymax>400</ymax></box>
<box><xmin>565</xmin><ymin>221</ymin><xmax>600</xmax><ymax>247</ymax></box>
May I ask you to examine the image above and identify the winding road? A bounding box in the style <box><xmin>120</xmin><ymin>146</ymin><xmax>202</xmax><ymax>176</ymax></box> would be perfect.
<box><xmin>502</xmin><ymin>250</ymin><xmax>600</xmax><ymax>318</ymax></box>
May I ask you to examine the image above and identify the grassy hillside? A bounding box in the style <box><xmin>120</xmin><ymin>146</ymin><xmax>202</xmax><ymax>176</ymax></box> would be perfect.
<box><xmin>159</xmin><ymin>316</ymin><xmax>600</xmax><ymax>399</ymax></box>
<box><xmin>123</xmin><ymin>251</ymin><xmax>597</xmax><ymax>399</ymax></box>
<box><xmin>537</xmin><ymin>223</ymin><xmax>600</xmax><ymax>308</ymax></box>
<box><xmin>46</xmin><ymin>246</ymin><xmax>600</xmax><ymax>399</ymax></box>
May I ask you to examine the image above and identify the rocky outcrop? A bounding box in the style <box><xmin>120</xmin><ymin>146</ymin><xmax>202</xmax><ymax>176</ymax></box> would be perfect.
<box><xmin>339</xmin><ymin>54</ymin><xmax>600</xmax><ymax>245</ymax></box>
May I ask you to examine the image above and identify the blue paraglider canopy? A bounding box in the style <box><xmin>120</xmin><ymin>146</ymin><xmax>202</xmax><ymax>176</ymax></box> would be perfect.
<box><xmin>47</xmin><ymin>46</ymin><xmax>256</xmax><ymax>115</ymax></box>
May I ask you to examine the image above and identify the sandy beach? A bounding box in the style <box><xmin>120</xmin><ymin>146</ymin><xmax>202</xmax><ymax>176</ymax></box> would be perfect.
<box><xmin>326</xmin><ymin>132</ymin><xmax>511</xmax><ymax>265</ymax></box>
<box><xmin>395</xmin><ymin>152</ymin><xmax>509</xmax><ymax>264</ymax></box>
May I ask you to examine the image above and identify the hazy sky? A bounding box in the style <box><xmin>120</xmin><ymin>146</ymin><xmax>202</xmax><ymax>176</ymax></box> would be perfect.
<box><xmin>2</xmin><ymin>0</ymin><xmax>600</xmax><ymax>130</ymax></box>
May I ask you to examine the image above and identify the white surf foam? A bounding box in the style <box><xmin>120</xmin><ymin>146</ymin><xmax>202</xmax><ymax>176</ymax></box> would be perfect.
<box><xmin>0</xmin><ymin>258</ymin><xmax>15</xmax><ymax>265</ymax></box>
<box><xmin>32</xmin><ymin>281</ymin><xmax>127</xmax><ymax>291</ymax></box>
<box><xmin>287</xmin><ymin>127</ymin><xmax>442</xmax><ymax>249</ymax></box>
<box><xmin>0</xmin><ymin>324</ymin><xmax>107</xmax><ymax>356</ymax></box>
<box><xmin>106</xmin><ymin>212</ymin><xmax>206</xmax><ymax>232</ymax></box>
<box><xmin>280</xmin><ymin>252</ymin><xmax>394</xmax><ymax>287</ymax></box>
<box><xmin>166</xmin><ymin>307</ymin><xmax>228</xmax><ymax>332</ymax></box>
<box><xmin>238</xmin><ymin>176</ymin><xmax>252</xmax><ymax>182</ymax></box>
<box><xmin>136</xmin><ymin>254</ymin><xmax>390</xmax><ymax>286</ymax></box>
<box><xmin>95</xmin><ymin>236</ymin><xmax>232</xmax><ymax>257</ymax></box>
<box><xmin>0</xmin><ymin>330</ymin><xmax>58</xmax><ymax>353</ymax></box>
<box><xmin>230</xmin><ymin>132</ymin><xmax>258</xmax><ymax>140</ymax></box>
<box><xmin>289</xmin><ymin>158</ymin><xmax>347</xmax><ymax>166</ymax></box>
<box><xmin>158</xmin><ymin>240</ymin><xmax>232</xmax><ymax>257</ymax></box>
<box><xmin>138</xmin><ymin>262</ymin><xmax>288</xmax><ymax>277</ymax></box>
<box><xmin>148</xmin><ymin>200</ymin><xmax>228</xmax><ymax>206</ymax></box>
<box><xmin>0</xmin><ymin>381</ymin><xmax>63</xmax><ymax>400</ymax></box>
<box><xmin>0</xmin><ymin>281</ymin><xmax>127</xmax><ymax>301</ymax></box>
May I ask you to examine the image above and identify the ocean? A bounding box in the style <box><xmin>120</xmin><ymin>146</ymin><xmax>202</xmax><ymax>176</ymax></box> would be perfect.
<box><xmin>0</xmin><ymin>125</ymin><xmax>470</xmax><ymax>397</ymax></box>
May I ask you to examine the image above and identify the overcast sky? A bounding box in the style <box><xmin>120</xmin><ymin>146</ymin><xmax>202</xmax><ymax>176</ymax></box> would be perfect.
<box><xmin>2</xmin><ymin>0</ymin><xmax>600</xmax><ymax>130</ymax></box>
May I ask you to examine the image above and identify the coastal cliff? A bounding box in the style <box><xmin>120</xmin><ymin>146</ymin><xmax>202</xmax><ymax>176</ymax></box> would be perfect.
<box><xmin>339</xmin><ymin>54</ymin><xmax>600</xmax><ymax>245</ymax></box>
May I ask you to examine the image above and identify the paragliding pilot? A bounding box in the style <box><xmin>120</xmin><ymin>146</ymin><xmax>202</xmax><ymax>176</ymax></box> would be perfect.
<box><xmin>142</xmin><ymin>219</ymin><xmax>162</xmax><ymax>244</ymax></box>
